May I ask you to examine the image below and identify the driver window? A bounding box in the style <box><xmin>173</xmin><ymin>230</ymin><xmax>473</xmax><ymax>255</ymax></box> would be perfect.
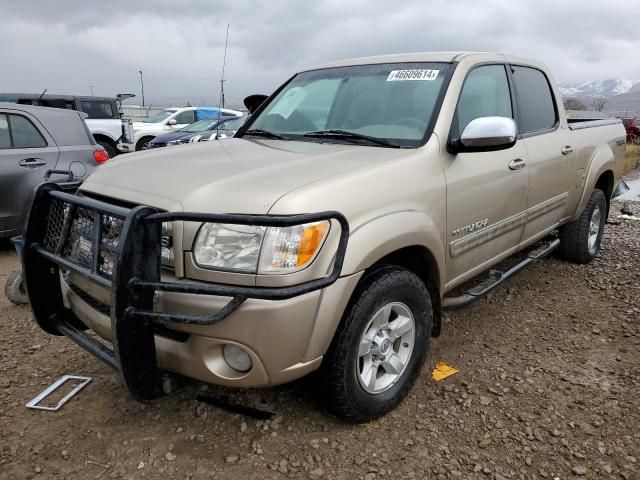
<box><xmin>173</xmin><ymin>110</ymin><xmax>195</xmax><ymax>125</ymax></box>
<box><xmin>455</xmin><ymin>65</ymin><xmax>512</xmax><ymax>136</ymax></box>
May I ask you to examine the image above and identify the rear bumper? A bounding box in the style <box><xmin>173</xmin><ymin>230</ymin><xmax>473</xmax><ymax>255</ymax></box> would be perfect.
<box><xmin>21</xmin><ymin>183</ymin><xmax>350</xmax><ymax>400</ymax></box>
<box><xmin>116</xmin><ymin>141</ymin><xmax>134</xmax><ymax>153</ymax></box>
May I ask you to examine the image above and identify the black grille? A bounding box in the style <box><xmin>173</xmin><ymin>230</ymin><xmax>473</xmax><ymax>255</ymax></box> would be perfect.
<box><xmin>42</xmin><ymin>198</ymin><xmax>125</xmax><ymax>278</ymax></box>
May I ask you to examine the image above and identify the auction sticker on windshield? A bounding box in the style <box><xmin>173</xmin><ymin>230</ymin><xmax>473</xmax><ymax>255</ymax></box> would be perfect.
<box><xmin>387</xmin><ymin>69</ymin><xmax>439</xmax><ymax>81</ymax></box>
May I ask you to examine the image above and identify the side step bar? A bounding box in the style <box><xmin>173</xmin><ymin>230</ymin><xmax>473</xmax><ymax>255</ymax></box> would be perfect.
<box><xmin>442</xmin><ymin>238</ymin><xmax>560</xmax><ymax>311</ymax></box>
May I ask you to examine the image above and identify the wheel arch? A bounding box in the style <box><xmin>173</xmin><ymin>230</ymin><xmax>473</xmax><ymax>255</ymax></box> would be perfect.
<box><xmin>572</xmin><ymin>147</ymin><xmax>617</xmax><ymax>221</ymax></box>
<box><xmin>341</xmin><ymin>211</ymin><xmax>446</xmax><ymax>337</ymax></box>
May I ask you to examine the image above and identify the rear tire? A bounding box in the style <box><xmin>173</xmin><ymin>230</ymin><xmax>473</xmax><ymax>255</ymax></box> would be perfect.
<box><xmin>320</xmin><ymin>266</ymin><xmax>432</xmax><ymax>423</ymax></box>
<box><xmin>558</xmin><ymin>188</ymin><xmax>607</xmax><ymax>264</ymax></box>
<box><xmin>97</xmin><ymin>140</ymin><xmax>117</xmax><ymax>158</ymax></box>
<box><xmin>4</xmin><ymin>270</ymin><xmax>28</xmax><ymax>305</ymax></box>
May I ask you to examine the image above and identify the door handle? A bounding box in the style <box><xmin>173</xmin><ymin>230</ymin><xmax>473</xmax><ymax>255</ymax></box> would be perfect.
<box><xmin>508</xmin><ymin>158</ymin><xmax>526</xmax><ymax>170</ymax></box>
<box><xmin>561</xmin><ymin>145</ymin><xmax>574</xmax><ymax>155</ymax></box>
<box><xmin>19</xmin><ymin>157</ymin><xmax>46</xmax><ymax>168</ymax></box>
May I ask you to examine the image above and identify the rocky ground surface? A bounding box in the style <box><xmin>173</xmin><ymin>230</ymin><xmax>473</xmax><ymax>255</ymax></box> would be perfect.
<box><xmin>0</xmin><ymin>199</ymin><xmax>638</xmax><ymax>480</ymax></box>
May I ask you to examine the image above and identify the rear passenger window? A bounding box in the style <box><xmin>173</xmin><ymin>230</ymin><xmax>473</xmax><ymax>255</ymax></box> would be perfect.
<box><xmin>512</xmin><ymin>66</ymin><xmax>557</xmax><ymax>134</ymax></box>
<box><xmin>455</xmin><ymin>65</ymin><xmax>512</xmax><ymax>136</ymax></box>
<box><xmin>0</xmin><ymin>114</ymin><xmax>11</xmax><ymax>148</ymax></box>
<box><xmin>9</xmin><ymin>114</ymin><xmax>47</xmax><ymax>148</ymax></box>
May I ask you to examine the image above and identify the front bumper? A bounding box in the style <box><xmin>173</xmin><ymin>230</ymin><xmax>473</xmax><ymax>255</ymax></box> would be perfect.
<box><xmin>22</xmin><ymin>183</ymin><xmax>349</xmax><ymax>400</ymax></box>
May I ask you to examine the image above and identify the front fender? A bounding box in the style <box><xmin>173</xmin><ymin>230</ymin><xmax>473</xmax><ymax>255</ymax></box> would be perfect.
<box><xmin>342</xmin><ymin>210</ymin><xmax>446</xmax><ymax>289</ymax></box>
<box><xmin>571</xmin><ymin>147</ymin><xmax>616</xmax><ymax>221</ymax></box>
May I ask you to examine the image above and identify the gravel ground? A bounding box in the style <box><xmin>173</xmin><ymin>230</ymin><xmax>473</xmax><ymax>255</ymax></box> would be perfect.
<box><xmin>0</xmin><ymin>199</ymin><xmax>638</xmax><ymax>480</ymax></box>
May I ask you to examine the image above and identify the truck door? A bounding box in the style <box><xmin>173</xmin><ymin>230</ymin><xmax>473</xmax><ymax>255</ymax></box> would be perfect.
<box><xmin>443</xmin><ymin>64</ymin><xmax>529</xmax><ymax>286</ymax></box>
<box><xmin>0</xmin><ymin>111</ymin><xmax>59</xmax><ymax>235</ymax></box>
<box><xmin>510</xmin><ymin>66</ymin><xmax>574</xmax><ymax>246</ymax></box>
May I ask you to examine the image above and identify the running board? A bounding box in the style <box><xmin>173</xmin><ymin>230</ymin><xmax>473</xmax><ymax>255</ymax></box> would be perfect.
<box><xmin>442</xmin><ymin>238</ymin><xmax>560</xmax><ymax>311</ymax></box>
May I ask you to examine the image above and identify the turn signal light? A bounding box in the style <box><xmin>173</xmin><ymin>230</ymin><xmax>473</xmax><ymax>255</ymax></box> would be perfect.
<box><xmin>296</xmin><ymin>222</ymin><xmax>329</xmax><ymax>266</ymax></box>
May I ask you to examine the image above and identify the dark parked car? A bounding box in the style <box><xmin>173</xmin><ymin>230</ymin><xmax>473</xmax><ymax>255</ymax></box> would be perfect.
<box><xmin>145</xmin><ymin>116</ymin><xmax>242</xmax><ymax>149</ymax></box>
<box><xmin>196</xmin><ymin>115</ymin><xmax>250</xmax><ymax>142</ymax></box>
<box><xmin>0</xmin><ymin>103</ymin><xmax>107</xmax><ymax>240</ymax></box>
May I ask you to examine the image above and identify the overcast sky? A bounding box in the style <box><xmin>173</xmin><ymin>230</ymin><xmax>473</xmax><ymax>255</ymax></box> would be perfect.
<box><xmin>1</xmin><ymin>0</ymin><xmax>638</xmax><ymax>108</ymax></box>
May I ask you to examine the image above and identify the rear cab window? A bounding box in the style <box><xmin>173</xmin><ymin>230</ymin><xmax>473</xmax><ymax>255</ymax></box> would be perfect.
<box><xmin>511</xmin><ymin>66</ymin><xmax>558</xmax><ymax>136</ymax></box>
<box><xmin>80</xmin><ymin>100</ymin><xmax>117</xmax><ymax>119</ymax></box>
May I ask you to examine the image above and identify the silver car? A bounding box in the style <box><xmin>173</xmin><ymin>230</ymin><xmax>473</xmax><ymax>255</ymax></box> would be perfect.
<box><xmin>0</xmin><ymin>103</ymin><xmax>107</xmax><ymax>240</ymax></box>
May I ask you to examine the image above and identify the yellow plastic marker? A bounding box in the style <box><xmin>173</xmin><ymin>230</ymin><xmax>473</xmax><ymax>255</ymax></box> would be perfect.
<box><xmin>431</xmin><ymin>362</ymin><xmax>459</xmax><ymax>381</ymax></box>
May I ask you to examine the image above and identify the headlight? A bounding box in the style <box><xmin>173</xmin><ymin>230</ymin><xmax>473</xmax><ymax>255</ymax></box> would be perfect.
<box><xmin>193</xmin><ymin>220</ymin><xmax>330</xmax><ymax>274</ymax></box>
<box><xmin>193</xmin><ymin>223</ymin><xmax>265</xmax><ymax>272</ymax></box>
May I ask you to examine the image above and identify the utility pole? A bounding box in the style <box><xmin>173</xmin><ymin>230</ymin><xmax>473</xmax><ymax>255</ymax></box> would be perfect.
<box><xmin>89</xmin><ymin>85</ymin><xmax>95</xmax><ymax>96</ymax></box>
<box><xmin>220</xmin><ymin>24</ymin><xmax>229</xmax><ymax>109</ymax></box>
<box><xmin>139</xmin><ymin>70</ymin><xmax>145</xmax><ymax>107</ymax></box>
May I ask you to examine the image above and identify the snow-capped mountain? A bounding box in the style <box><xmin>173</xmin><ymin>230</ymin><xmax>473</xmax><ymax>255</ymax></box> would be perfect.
<box><xmin>558</xmin><ymin>79</ymin><xmax>638</xmax><ymax>98</ymax></box>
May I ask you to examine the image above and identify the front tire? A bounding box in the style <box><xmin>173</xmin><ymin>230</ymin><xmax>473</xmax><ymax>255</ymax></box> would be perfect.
<box><xmin>320</xmin><ymin>266</ymin><xmax>432</xmax><ymax>423</ymax></box>
<box><xmin>136</xmin><ymin>136</ymin><xmax>155</xmax><ymax>151</ymax></box>
<box><xmin>558</xmin><ymin>188</ymin><xmax>607</xmax><ymax>264</ymax></box>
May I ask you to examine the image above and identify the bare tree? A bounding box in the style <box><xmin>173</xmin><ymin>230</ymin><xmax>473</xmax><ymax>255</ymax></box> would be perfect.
<box><xmin>563</xmin><ymin>98</ymin><xmax>587</xmax><ymax>110</ymax></box>
<box><xmin>592</xmin><ymin>96</ymin><xmax>607</xmax><ymax>112</ymax></box>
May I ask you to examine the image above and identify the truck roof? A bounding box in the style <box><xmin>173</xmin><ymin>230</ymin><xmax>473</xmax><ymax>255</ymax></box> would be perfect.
<box><xmin>309</xmin><ymin>51</ymin><xmax>545</xmax><ymax>71</ymax></box>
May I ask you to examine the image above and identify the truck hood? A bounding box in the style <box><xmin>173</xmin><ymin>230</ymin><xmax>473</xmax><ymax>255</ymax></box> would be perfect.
<box><xmin>80</xmin><ymin>138</ymin><xmax>407</xmax><ymax>214</ymax></box>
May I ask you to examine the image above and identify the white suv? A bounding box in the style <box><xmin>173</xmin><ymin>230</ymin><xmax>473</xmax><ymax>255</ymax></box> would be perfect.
<box><xmin>132</xmin><ymin>106</ymin><xmax>242</xmax><ymax>150</ymax></box>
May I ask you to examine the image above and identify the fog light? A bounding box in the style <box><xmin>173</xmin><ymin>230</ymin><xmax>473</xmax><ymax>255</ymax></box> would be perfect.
<box><xmin>223</xmin><ymin>344</ymin><xmax>252</xmax><ymax>372</ymax></box>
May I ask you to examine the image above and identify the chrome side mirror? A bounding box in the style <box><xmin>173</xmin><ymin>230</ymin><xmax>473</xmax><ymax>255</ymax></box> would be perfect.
<box><xmin>451</xmin><ymin>116</ymin><xmax>517</xmax><ymax>153</ymax></box>
<box><xmin>167</xmin><ymin>119</ymin><xmax>177</xmax><ymax>126</ymax></box>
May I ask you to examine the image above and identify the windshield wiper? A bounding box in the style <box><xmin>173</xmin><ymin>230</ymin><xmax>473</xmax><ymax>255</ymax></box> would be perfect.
<box><xmin>243</xmin><ymin>129</ymin><xmax>289</xmax><ymax>140</ymax></box>
<box><xmin>303</xmin><ymin>129</ymin><xmax>400</xmax><ymax>148</ymax></box>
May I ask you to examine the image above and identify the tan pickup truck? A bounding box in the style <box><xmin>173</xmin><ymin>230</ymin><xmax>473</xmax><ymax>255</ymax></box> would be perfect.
<box><xmin>21</xmin><ymin>52</ymin><xmax>627</xmax><ymax>422</ymax></box>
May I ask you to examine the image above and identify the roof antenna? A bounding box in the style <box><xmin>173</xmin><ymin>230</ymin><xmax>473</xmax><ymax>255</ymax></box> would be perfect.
<box><xmin>216</xmin><ymin>24</ymin><xmax>230</xmax><ymax>140</ymax></box>
<box><xmin>37</xmin><ymin>89</ymin><xmax>47</xmax><ymax>105</ymax></box>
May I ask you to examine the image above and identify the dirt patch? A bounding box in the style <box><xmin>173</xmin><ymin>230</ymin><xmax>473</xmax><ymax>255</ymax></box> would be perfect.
<box><xmin>1</xmin><ymin>200</ymin><xmax>639</xmax><ymax>480</ymax></box>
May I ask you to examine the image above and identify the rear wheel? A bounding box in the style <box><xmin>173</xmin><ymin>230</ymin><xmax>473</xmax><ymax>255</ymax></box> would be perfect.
<box><xmin>320</xmin><ymin>266</ymin><xmax>432</xmax><ymax>423</ymax></box>
<box><xmin>558</xmin><ymin>188</ymin><xmax>607</xmax><ymax>264</ymax></box>
<box><xmin>96</xmin><ymin>140</ymin><xmax>117</xmax><ymax>158</ymax></box>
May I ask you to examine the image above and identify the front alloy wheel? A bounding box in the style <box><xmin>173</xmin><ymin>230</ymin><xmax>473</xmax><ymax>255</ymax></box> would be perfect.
<box><xmin>320</xmin><ymin>266</ymin><xmax>432</xmax><ymax>423</ymax></box>
<box><xmin>357</xmin><ymin>302</ymin><xmax>415</xmax><ymax>394</ymax></box>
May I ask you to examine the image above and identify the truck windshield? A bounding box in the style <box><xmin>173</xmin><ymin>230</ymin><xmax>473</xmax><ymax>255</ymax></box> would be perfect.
<box><xmin>144</xmin><ymin>109</ymin><xmax>177</xmax><ymax>123</ymax></box>
<box><xmin>245</xmin><ymin>62</ymin><xmax>450</xmax><ymax>148</ymax></box>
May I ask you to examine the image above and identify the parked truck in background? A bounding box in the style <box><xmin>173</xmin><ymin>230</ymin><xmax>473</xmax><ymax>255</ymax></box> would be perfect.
<box><xmin>20</xmin><ymin>52</ymin><xmax>627</xmax><ymax>422</ymax></box>
<box><xmin>0</xmin><ymin>93</ymin><xmax>134</xmax><ymax>157</ymax></box>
